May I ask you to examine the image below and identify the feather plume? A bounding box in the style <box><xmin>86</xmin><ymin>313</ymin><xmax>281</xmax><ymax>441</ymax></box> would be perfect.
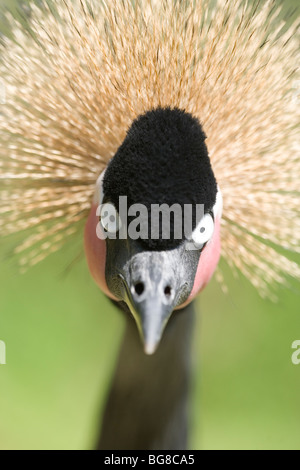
<box><xmin>0</xmin><ymin>0</ymin><xmax>299</xmax><ymax>296</ymax></box>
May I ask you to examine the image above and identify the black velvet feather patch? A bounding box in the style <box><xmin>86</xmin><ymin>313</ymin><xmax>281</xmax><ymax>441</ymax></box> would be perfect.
<box><xmin>103</xmin><ymin>107</ymin><xmax>217</xmax><ymax>250</ymax></box>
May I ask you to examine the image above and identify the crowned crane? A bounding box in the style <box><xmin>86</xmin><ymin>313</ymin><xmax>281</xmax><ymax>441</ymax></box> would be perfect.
<box><xmin>0</xmin><ymin>0</ymin><xmax>299</xmax><ymax>450</ymax></box>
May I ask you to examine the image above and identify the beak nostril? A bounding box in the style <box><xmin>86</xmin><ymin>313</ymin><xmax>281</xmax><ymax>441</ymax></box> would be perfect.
<box><xmin>164</xmin><ymin>285</ymin><xmax>172</xmax><ymax>297</ymax></box>
<box><xmin>134</xmin><ymin>282</ymin><xmax>145</xmax><ymax>296</ymax></box>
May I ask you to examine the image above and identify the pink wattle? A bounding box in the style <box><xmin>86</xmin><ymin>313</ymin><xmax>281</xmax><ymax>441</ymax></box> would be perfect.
<box><xmin>177</xmin><ymin>216</ymin><xmax>221</xmax><ymax>309</ymax></box>
<box><xmin>84</xmin><ymin>203</ymin><xmax>117</xmax><ymax>300</ymax></box>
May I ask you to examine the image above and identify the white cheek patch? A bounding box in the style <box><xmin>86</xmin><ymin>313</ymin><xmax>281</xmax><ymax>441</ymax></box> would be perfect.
<box><xmin>93</xmin><ymin>169</ymin><xmax>107</xmax><ymax>205</ymax></box>
<box><xmin>213</xmin><ymin>186</ymin><xmax>223</xmax><ymax>220</ymax></box>
<box><xmin>189</xmin><ymin>186</ymin><xmax>223</xmax><ymax>249</ymax></box>
<box><xmin>191</xmin><ymin>213</ymin><xmax>214</xmax><ymax>247</ymax></box>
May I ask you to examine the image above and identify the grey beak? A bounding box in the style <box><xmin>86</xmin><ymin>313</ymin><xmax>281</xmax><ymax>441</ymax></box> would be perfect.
<box><xmin>105</xmin><ymin>239</ymin><xmax>201</xmax><ymax>355</ymax></box>
<box><xmin>119</xmin><ymin>248</ymin><xmax>198</xmax><ymax>355</ymax></box>
<box><xmin>126</xmin><ymin>268</ymin><xmax>176</xmax><ymax>355</ymax></box>
<box><xmin>139</xmin><ymin>298</ymin><xmax>173</xmax><ymax>355</ymax></box>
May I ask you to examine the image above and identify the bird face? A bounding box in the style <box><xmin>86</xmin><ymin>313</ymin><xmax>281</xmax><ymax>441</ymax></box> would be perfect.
<box><xmin>84</xmin><ymin>108</ymin><xmax>222</xmax><ymax>354</ymax></box>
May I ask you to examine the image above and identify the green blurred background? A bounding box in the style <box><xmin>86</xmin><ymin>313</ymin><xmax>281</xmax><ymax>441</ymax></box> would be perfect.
<box><xmin>0</xmin><ymin>0</ymin><xmax>299</xmax><ymax>450</ymax></box>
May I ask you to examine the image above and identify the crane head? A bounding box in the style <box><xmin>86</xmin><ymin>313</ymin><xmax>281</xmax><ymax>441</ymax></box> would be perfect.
<box><xmin>84</xmin><ymin>108</ymin><xmax>222</xmax><ymax>354</ymax></box>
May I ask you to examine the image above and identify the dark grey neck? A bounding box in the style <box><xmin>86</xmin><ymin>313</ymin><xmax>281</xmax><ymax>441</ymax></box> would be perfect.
<box><xmin>97</xmin><ymin>302</ymin><xmax>195</xmax><ymax>450</ymax></box>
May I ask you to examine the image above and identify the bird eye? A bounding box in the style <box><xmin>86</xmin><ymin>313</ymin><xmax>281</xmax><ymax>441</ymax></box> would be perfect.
<box><xmin>100</xmin><ymin>202</ymin><xmax>122</xmax><ymax>234</ymax></box>
<box><xmin>191</xmin><ymin>213</ymin><xmax>215</xmax><ymax>247</ymax></box>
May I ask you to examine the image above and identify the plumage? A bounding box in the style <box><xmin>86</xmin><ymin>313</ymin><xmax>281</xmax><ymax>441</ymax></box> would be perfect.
<box><xmin>103</xmin><ymin>107</ymin><xmax>217</xmax><ymax>249</ymax></box>
<box><xmin>1</xmin><ymin>0</ymin><xmax>300</xmax><ymax>452</ymax></box>
<box><xmin>0</xmin><ymin>0</ymin><xmax>299</xmax><ymax>298</ymax></box>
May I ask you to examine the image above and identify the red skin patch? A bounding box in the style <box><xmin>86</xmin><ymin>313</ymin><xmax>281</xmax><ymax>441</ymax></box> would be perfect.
<box><xmin>176</xmin><ymin>216</ymin><xmax>221</xmax><ymax>309</ymax></box>
<box><xmin>84</xmin><ymin>203</ymin><xmax>221</xmax><ymax>305</ymax></box>
<box><xmin>84</xmin><ymin>203</ymin><xmax>117</xmax><ymax>301</ymax></box>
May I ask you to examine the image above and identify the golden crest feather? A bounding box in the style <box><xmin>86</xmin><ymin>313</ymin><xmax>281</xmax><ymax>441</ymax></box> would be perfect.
<box><xmin>0</xmin><ymin>0</ymin><xmax>299</xmax><ymax>297</ymax></box>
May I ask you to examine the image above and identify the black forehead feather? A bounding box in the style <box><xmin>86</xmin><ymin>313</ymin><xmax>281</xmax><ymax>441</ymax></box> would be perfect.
<box><xmin>104</xmin><ymin>107</ymin><xmax>216</xmax><ymax>207</ymax></box>
<box><xmin>103</xmin><ymin>107</ymin><xmax>217</xmax><ymax>249</ymax></box>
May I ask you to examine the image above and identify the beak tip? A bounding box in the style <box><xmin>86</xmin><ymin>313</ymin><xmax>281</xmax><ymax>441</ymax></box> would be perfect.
<box><xmin>143</xmin><ymin>341</ymin><xmax>159</xmax><ymax>355</ymax></box>
<box><xmin>129</xmin><ymin>294</ymin><xmax>175</xmax><ymax>356</ymax></box>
